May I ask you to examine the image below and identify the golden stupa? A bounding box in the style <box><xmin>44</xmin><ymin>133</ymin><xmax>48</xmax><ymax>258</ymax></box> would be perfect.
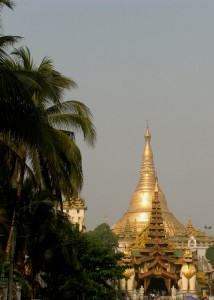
<box><xmin>112</xmin><ymin>125</ymin><xmax>184</xmax><ymax>237</ymax></box>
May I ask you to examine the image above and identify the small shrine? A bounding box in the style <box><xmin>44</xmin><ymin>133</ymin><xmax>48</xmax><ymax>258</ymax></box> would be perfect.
<box><xmin>171</xmin><ymin>219</ymin><xmax>214</xmax><ymax>257</ymax></box>
<box><xmin>63</xmin><ymin>195</ymin><xmax>87</xmax><ymax>231</ymax></box>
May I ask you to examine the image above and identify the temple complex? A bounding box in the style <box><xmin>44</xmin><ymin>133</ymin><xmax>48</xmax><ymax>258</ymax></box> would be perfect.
<box><xmin>117</xmin><ymin>180</ymin><xmax>197</xmax><ymax>295</ymax></box>
<box><xmin>112</xmin><ymin>126</ymin><xmax>214</xmax><ymax>297</ymax></box>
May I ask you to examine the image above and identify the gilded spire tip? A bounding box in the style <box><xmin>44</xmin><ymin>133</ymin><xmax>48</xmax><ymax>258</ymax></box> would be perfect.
<box><xmin>144</xmin><ymin>122</ymin><xmax>151</xmax><ymax>139</ymax></box>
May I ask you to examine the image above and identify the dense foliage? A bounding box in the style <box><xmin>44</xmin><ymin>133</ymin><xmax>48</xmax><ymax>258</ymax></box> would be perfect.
<box><xmin>18</xmin><ymin>197</ymin><xmax>124</xmax><ymax>300</ymax></box>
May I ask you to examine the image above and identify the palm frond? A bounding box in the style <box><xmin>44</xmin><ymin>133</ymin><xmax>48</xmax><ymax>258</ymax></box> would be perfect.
<box><xmin>27</xmin><ymin>147</ymin><xmax>42</xmax><ymax>187</ymax></box>
<box><xmin>47</xmin><ymin>100</ymin><xmax>92</xmax><ymax>116</ymax></box>
<box><xmin>0</xmin><ymin>35</ymin><xmax>21</xmax><ymax>51</ymax></box>
<box><xmin>41</xmin><ymin>129</ymin><xmax>83</xmax><ymax>196</ymax></box>
<box><xmin>37</xmin><ymin>57</ymin><xmax>77</xmax><ymax>103</ymax></box>
<box><xmin>0</xmin><ymin>66</ymin><xmax>55</xmax><ymax>149</ymax></box>
<box><xmin>0</xmin><ymin>135</ymin><xmax>40</xmax><ymax>189</ymax></box>
<box><xmin>12</xmin><ymin>46</ymin><xmax>34</xmax><ymax>70</ymax></box>
<box><xmin>47</xmin><ymin>101</ymin><xmax>96</xmax><ymax>146</ymax></box>
<box><xmin>0</xmin><ymin>0</ymin><xmax>15</xmax><ymax>10</ymax></box>
<box><xmin>0</xmin><ymin>35</ymin><xmax>22</xmax><ymax>60</ymax></box>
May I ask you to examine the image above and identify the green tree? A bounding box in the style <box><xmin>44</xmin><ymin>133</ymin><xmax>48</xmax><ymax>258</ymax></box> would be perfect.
<box><xmin>78</xmin><ymin>237</ymin><xmax>125</xmax><ymax>300</ymax></box>
<box><xmin>87</xmin><ymin>223</ymin><xmax>119</xmax><ymax>252</ymax></box>
<box><xmin>206</xmin><ymin>244</ymin><xmax>214</xmax><ymax>268</ymax></box>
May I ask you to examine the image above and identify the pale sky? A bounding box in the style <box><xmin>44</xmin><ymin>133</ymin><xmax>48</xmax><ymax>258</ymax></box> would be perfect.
<box><xmin>3</xmin><ymin>0</ymin><xmax>214</xmax><ymax>232</ymax></box>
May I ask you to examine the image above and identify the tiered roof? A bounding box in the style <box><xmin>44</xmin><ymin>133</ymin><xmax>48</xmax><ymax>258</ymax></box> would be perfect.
<box><xmin>63</xmin><ymin>196</ymin><xmax>87</xmax><ymax>210</ymax></box>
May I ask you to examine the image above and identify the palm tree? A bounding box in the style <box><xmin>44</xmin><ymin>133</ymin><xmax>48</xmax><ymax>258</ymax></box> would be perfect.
<box><xmin>0</xmin><ymin>3</ymin><xmax>96</xmax><ymax>297</ymax></box>
<box><xmin>0</xmin><ymin>46</ymin><xmax>96</xmax><ymax>300</ymax></box>
<box><xmin>3</xmin><ymin>46</ymin><xmax>96</xmax><ymax>199</ymax></box>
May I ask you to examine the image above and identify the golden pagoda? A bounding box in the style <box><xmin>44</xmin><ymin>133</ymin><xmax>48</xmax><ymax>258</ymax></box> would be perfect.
<box><xmin>112</xmin><ymin>125</ymin><xmax>184</xmax><ymax>241</ymax></box>
<box><xmin>114</xmin><ymin>126</ymin><xmax>214</xmax><ymax>296</ymax></box>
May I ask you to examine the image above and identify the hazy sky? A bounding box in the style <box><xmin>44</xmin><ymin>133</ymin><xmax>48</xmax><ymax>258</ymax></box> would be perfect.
<box><xmin>3</xmin><ymin>0</ymin><xmax>214</xmax><ymax>232</ymax></box>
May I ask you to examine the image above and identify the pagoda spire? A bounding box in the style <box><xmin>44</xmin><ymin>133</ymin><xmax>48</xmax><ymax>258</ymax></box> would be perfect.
<box><xmin>135</xmin><ymin>124</ymin><xmax>156</xmax><ymax>193</ymax></box>
<box><xmin>123</xmin><ymin>217</ymin><xmax>134</xmax><ymax>240</ymax></box>
<box><xmin>187</xmin><ymin>217</ymin><xmax>193</xmax><ymax>228</ymax></box>
<box><xmin>145</xmin><ymin>177</ymin><xmax>168</xmax><ymax>248</ymax></box>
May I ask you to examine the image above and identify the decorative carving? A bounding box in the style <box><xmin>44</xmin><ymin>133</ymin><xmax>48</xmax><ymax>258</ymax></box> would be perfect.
<box><xmin>120</xmin><ymin>268</ymin><xmax>135</xmax><ymax>292</ymax></box>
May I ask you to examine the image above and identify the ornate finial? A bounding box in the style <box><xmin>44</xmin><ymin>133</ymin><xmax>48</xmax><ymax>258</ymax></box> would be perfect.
<box><xmin>144</xmin><ymin>123</ymin><xmax>151</xmax><ymax>139</ymax></box>
<box><xmin>187</xmin><ymin>217</ymin><xmax>193</xmax><ymax>228</ymax></box>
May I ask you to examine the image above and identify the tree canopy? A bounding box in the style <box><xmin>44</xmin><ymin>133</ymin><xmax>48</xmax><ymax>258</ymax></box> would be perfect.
<box><xmin>87</xmin><ymin>223</ymin><xmax>119</xmax><ymax>252</ymax></box>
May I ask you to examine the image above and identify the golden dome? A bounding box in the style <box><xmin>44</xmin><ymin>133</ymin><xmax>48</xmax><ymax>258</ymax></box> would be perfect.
<box><xmin>112</xmin><ymin>126</ymin><xmax>184</xmax><ymax>236</ymax></box>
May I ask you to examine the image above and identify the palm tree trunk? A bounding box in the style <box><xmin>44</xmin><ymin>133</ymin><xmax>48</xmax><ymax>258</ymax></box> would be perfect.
<box><xmin>6</xmin><ymin>212</ymin><xmax>16</xmax><ymax>300</ymax></box>
<box><xmin>6</xmin><ymin>161</ymin><xmax>25</xmax><ymax>300</ymax></box>
<box><xmin>5</xmin><ymin>211</ymin><xmax>15</xmax><ymax>262</ymax></box>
